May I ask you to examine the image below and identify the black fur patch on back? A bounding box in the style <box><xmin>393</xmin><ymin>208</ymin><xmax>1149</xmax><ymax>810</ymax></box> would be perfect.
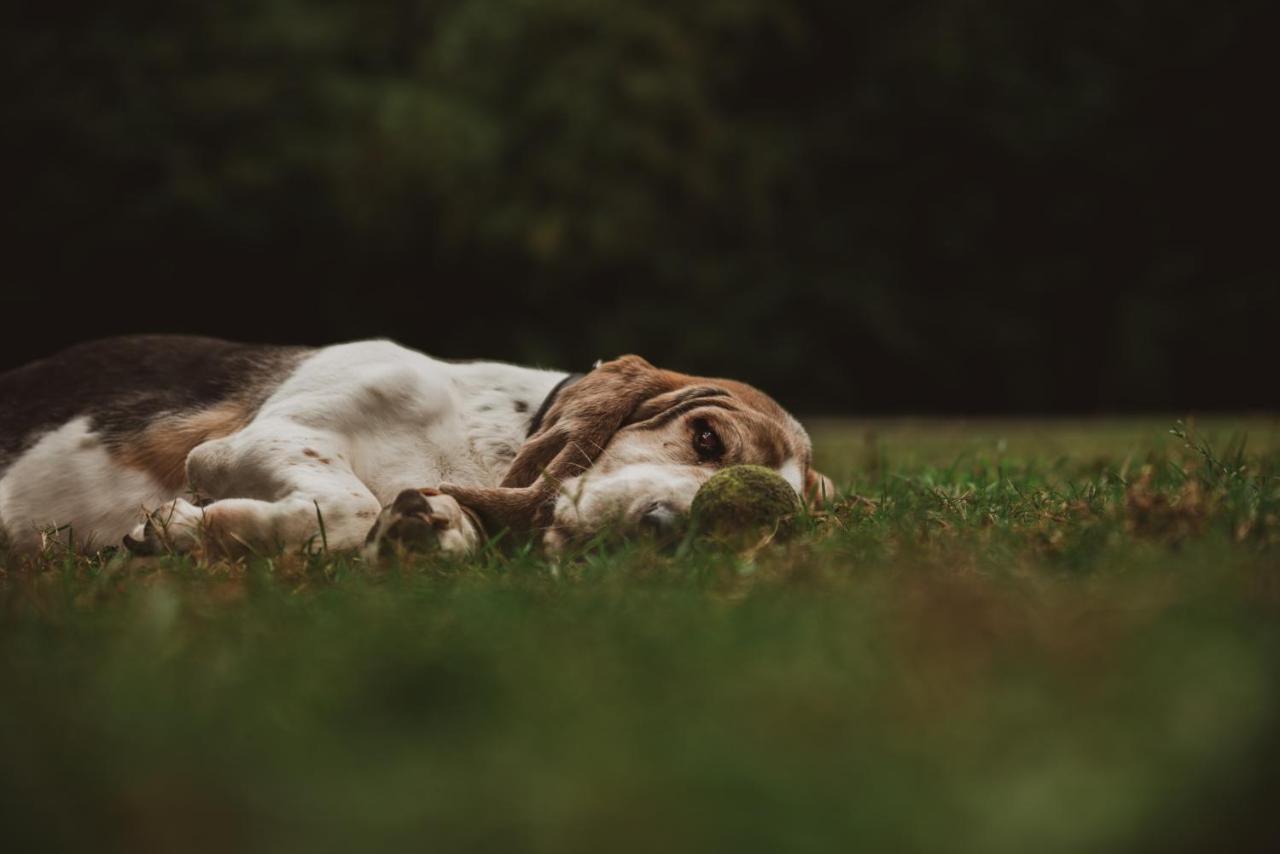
<box><xmin>0</xmin><ymin>335</ymin><xmax>310</xmax><ymax>470</ymax></box>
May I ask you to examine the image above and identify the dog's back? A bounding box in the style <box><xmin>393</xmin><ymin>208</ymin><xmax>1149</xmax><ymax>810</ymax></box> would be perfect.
<box><xmin>0</xmin><ymin>336</ymin><xmax>308</xmax><ymax>550</ymax></box>
<box><xmin>0</xmin><ymin>336</ymin><xmax>306</xmax><ymax>467</ymax></box>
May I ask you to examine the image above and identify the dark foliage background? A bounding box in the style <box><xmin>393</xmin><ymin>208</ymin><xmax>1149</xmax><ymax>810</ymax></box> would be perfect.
<box><xmin>3</xmin><ymin>0</ymin><xmax>1275</xmax><ymax>413</ymax></box>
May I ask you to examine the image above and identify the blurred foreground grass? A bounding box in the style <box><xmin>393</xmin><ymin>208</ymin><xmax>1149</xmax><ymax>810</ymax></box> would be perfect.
<box><xmin>3</xmin><ymin>418</ymin><xmax>1279</xmax><ymax>853</ymax></box>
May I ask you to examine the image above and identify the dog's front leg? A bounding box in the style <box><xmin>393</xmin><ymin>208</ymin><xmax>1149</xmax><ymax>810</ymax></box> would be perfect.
<box><xmin>125</xmin><ymin>423</ymin><xmax>382</xmax><ymax>557</ymax></box>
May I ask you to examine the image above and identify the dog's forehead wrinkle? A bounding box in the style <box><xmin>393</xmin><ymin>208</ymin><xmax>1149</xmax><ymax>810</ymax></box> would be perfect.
<box><xmin>631</xmin><ymin>397</ymin><xmax>739</xmax><ymax>431</ymax></box>
<box><xmin>676</xmin><ymin>385</ymin><xmax>731</xmax><ymax>402</ymax></box>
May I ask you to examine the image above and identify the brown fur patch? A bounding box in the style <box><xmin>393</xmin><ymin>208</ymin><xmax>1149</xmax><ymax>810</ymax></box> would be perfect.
<box><xmin>115</xmin><ymin>403</ymin><xmax>251</xmax><ymax>491</ymax></box>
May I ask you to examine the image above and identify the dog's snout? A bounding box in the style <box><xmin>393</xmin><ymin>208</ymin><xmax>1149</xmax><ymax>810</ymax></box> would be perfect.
<box><xmin>639</xmin><ymin>500</ymin><xmax>682</xmax><ymax>535</ymax></box>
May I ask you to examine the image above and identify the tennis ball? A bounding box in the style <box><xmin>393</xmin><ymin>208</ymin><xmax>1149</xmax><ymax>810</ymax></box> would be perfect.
<box><xmin>691</xmin><ymin>465</ymin><xmax>802</xmax><ymax>544</ymax></box>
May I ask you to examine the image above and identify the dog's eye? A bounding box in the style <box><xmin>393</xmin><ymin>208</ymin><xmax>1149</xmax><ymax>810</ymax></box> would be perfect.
<box><xmin>692</xmin><ymin>420</ymin><xmax>724</xmax><ymax>460</ymax></box>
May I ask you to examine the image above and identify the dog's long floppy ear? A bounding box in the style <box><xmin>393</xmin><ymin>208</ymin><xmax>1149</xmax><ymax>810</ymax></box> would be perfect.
<box><xmin>500</xmin><ymin>355</ymin><xmax>680</xmax><ymax>489</ymax></box>
<box><xmin>438</xmin><ymin>355</ymin><xmax>680</xmax><ymax>533</ymax></box>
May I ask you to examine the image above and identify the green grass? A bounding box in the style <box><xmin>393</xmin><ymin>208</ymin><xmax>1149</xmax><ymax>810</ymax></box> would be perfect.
<box><xmin>3</xmin><ymin>418</ymin><xmax>1279</xmax><ymax>854</ymax></box>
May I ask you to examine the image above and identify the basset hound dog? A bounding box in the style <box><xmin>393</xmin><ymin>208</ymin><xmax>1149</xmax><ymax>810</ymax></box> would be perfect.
<box><xmin>0</xmin><ymin>337</ymin><xmax>834</xmax><ymax>558</ymax></box>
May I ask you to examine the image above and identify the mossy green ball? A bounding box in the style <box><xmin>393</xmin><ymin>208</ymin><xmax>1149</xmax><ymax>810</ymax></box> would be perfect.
<box><xmin>691</xmin><ymin>465</ymin><xmax>802</xmax><ymax>543</ymax></box>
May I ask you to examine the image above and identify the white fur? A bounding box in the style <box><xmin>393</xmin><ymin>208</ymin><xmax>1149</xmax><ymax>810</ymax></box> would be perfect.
<box><xmin>778</xmin><ymin>457</ymin><xmax>803</xmax><ymax>494</ymax></box>
<box><xmin>0</xmin><ymin>417</ymin><xmax>173</xmax><ymax>552</ymax></box>
<box><xmin>544</xmin><ymin>462</ymin><xmax>714</xmax><ymax>554</ymax></box>
<box><xmin>544</xmin><ymin>458</ymin><xmax>806</xmax><ymax>554</ymax></box>
<box><xmin>1</xmin><ymin>342</ymin><xmax>563</xmax><ymax>554</ymax></box>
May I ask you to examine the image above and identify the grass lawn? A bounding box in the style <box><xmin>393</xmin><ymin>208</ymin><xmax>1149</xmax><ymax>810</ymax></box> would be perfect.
<box><xmin>3</xmin><ymin>417</ymin><xmax>1279</xmax><ymax>853</ymax></box>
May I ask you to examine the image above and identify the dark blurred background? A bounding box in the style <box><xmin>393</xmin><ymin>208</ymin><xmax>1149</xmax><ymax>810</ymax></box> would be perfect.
<box><xmin>3</xmin><ymin>0</ymin><xmax>1275</xmax><ymax>413</ymax></box>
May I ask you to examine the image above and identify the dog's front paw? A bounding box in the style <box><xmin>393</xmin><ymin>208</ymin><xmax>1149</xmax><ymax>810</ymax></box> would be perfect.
<box><xmin>123</xmin><ymin>498</ymin><xmax>204</xmax><ymax>555</ymax></box>
<box><xmin>362</xmin><ymin>488</ymin><xmax>481</xmax><ymax>563</ymax></box>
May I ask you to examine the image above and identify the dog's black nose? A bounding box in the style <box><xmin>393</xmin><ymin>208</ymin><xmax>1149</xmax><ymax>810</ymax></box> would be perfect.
<box><xmin>639</xmin><ymin>501</ymin><xmax>682</xmax><ymax>536</ymax></box>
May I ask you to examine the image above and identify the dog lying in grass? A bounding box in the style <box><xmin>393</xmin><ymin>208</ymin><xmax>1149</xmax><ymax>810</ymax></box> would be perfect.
<box><xmin>0</xmin><ymin>336</ymin><xmax>833</xmax><ymax>557</ymax></box>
